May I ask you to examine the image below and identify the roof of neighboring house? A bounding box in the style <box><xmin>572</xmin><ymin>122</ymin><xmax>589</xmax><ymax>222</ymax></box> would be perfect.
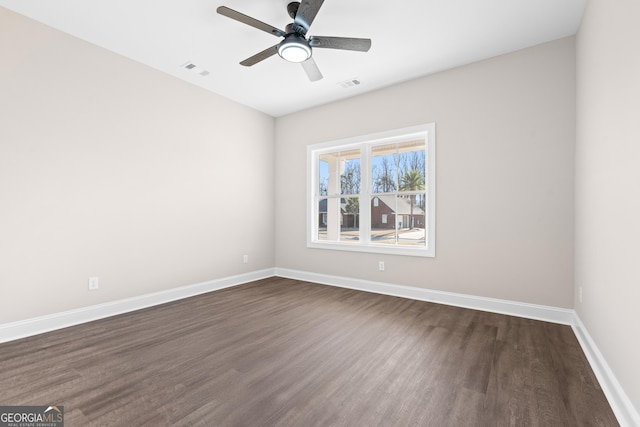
<box><xmin>375</xmin><ymin>195</ymin><xmax>425</xmax><ymax>216</ymax></box>
<box><xmin>319</xmin><ymin>196</ymin><xmax>425</xmax><ymax>215</ymax></box>
<box><xmin>318</xmin><ymin>198</ymin><xmax>348</xmax><ymax>214</ymax></box>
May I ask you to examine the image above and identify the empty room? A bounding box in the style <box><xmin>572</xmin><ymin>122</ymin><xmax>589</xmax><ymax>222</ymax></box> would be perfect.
<box><xmin>0</xmin><ymin>0</ymin><xmax>638</xmax><ymax>425</ymax></box>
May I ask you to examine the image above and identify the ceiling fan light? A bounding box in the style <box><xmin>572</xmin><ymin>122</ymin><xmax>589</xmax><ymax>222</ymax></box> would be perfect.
<box><xmin>278</xmin><ymin>36</ymin><xmax>311</xmax><ymax>63</ymax></box>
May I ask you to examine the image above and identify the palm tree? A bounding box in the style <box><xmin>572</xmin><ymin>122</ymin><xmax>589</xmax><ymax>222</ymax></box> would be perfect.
<box><xmin>400</xmin><ymin>169</ymin><xmax>425</xmax><ymax>229</ymax></box>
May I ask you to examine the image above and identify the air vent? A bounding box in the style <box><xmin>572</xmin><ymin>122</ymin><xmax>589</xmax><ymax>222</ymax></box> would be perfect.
<box><xmin>181</xmin><ymin>61</ymin><xmax>210</xmax><ymax>77</ymax></box>
<box><xmin>338</xmin><ymin>78</ymin><xmax>361</xmax><ymax>89</ymax></box>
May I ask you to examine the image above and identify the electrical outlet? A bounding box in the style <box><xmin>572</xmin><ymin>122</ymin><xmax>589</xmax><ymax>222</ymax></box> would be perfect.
<box><xmin>243</xmin><ymin>255</ymin><xmax>249</xmax><ymax>264</ymax></box>
<box><xmin>379</xmin><ymin>261</ymin><xmax>385</xmax><ymax>271</ymax></box>
<box><xmin>88</xmin><ymin>277</ymin><xmax>99</xmax><ymax>291</ymax></box>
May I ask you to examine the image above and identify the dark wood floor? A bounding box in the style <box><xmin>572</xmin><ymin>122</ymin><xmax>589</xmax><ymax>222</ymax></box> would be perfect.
<box><xmin>0</xmin><ymin>277</ymin><xmax>618</xmax><ymax>426</ymax></box>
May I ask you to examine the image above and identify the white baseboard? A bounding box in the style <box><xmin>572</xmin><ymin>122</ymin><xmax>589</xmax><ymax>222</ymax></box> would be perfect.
<box><xmin>0</xmin><ymin>268</ymin><xmax>275</xmax><ymax>344</ymax></box>
<box><xmin>572</xmin><ymin>314</ymin><xmax>640</xmax><ymax>427</ymax></box>
<box><xmin>274</xmin><ymin>268</ymin><xmax>574</xmax><ymax>324</ymax></box>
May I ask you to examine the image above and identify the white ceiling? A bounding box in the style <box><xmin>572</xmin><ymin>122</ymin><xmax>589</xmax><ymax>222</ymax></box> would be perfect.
<box><xmin>0</xmin><ymin>0</ymin><xmax>585</xmax><ymax>117</ymax></box>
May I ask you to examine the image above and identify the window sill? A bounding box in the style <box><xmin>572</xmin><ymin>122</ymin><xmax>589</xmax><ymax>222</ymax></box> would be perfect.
<box><xmin>307</xmin><ymin>241</ymin><xmax>435</xmax><ymax>258</ymax></box>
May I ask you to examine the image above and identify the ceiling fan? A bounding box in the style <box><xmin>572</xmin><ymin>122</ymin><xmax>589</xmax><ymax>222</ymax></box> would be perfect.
<box><xmin>217</xmin><ymin>0</ymin><xmax>372</xmax><ymax>82</ymax></box>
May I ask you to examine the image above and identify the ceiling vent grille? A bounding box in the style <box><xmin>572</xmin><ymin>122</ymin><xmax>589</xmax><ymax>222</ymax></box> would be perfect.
<box><xmin>181</xmin><ymin>61</ymin><xmax>210</xmax><ymax>76</ymax></box>
<box><xmin>338</xmin><ymin>78</ymin><xmax>361</xmax><ymax>89</ymax></box>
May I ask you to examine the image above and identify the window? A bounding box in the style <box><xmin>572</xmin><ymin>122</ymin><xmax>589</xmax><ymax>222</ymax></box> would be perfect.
<box><xmin>308</xmin><ymin>123</ymin><xmax>435</xmax><ymax>257</ymax></box>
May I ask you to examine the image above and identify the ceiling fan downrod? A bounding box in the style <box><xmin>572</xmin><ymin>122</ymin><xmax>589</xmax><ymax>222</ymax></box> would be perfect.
<box><xmin>287</xmin><ymin>2</ymin><xmax>300</xmax><ymax>19</ymax></box>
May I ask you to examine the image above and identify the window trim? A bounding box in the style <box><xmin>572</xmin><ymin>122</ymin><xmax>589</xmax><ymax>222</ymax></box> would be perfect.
<box><xmin>307</xmin><ymin>123</ymin><xmax>436</xmax><ymax>257</ymax></box>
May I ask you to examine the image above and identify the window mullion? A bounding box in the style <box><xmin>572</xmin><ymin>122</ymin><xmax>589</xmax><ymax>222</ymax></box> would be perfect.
<box><xmin>360</xmin><ymin>143</ymin><xmax>371</xmax><ymax>246</ymax></box>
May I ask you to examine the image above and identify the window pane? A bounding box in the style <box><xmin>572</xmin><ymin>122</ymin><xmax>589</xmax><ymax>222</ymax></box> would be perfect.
<box><xmin>317</xmin><ymin>198</ymin><xmax>328</xmax><ymax>241</ymax></box>
<box><xmin>370</xmin><ymin>196</ymin><xmax>397</xmax><ymax>245</ymax></box>
<box><xmin>397</xmin><ymin>194</ymin><xmax>426</xmax><ymax>246</ymax></box>
<box><xmin>370</xmin><ymin>195</ymin><xmax>426</xmax><ymax>246</ymax></box>
<box><xmin>340</xmin><ymin>152</ymin><xmax>360</xmax><ymax>195</ymax></box>
<box><xmin>371</xmin><ymin>144</ymin><xmax>398</xmax><ymax>193</ymax></box>
<box><xmin>319</xmin><ymin>197</ymin><xmax>342</xmax><ymax>241</ymax></box>
<box><xmin>318</xmin><ymin>158</ymin><xmax>329</xmax><ymax>196</ymax></box>
<box><xmin>320</xmin><ymin>150</ymin><xmax>360</xmax><ymax>196</ymax></box>
<box><xmin>340</xmin><ymin>196</ymin><xmax>359</xmax><ymax>243</ymax></box>
<box><xmin>398</xmin><ymin>141</ymin><xmax>426</xmax><ymax>194</ymax></box>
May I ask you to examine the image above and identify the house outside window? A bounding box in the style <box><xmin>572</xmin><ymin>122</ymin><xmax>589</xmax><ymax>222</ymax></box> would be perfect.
<box><xmin>308</xmin><ymin>123</ymin><xmax>435</xmax><ymax>257</ymax></box>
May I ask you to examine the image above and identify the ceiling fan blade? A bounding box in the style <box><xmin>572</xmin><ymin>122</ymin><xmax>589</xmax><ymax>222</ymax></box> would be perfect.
<box><xmin>217</xmin><ymin>6</ymin><xmax>285</xmax><ymax>38</ymax></box>
<box><xmin>309</xmin><ymin>36</ymin><xmax>372</xmax><ymax>52</ymax></box>
<box><xmin>294</xmin><ymin>0</ymin><xmax>325</xmax><ymax>33</ymax></box>
<box><xmin>240</xmin><ymin>45</ymin><xmax>279</xmax><ymax>67</ymax></box>
<box><xmin>301</xmin><ymin>57</ymin><xmax>323</xmax><ymax>82</ymax></box>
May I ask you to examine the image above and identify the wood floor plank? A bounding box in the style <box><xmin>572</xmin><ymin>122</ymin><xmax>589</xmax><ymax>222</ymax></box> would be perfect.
<box><xmin>0</xmin><ymin>277</ymin><xmax>619</xmax><ymax>426</ymax></box>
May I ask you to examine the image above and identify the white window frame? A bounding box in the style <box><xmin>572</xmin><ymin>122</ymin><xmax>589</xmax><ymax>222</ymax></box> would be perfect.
<box><xmin>307</xmin><ymin>123</ymin><xmax>436</xmax><ymax>257</ymax></box>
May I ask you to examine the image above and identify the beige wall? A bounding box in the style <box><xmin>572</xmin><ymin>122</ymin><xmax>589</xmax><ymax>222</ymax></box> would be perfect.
<box><xmin>275</xmin><ymin>37</ymin><xmax>576</xmax><ymax>308</ymax></box>
<box><xmin>576</xmin><ymin>0</ymin><xmax>640</xmax><ymax>412</ymax></box>
<box><xmin>0</xmin><ymin>9</ymin><xmax>275</xmax><ymax>324</ymax></box>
